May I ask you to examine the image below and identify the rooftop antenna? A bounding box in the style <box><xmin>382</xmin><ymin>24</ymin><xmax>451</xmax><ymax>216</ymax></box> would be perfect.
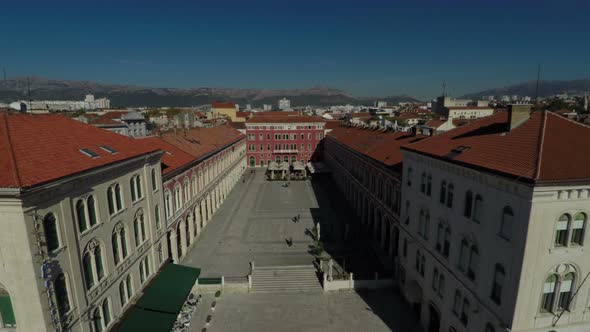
<box><xmin>442</xmin><ymin>81</ymin><xmax>447</xmax><ymax>97</ymax></box>
<box><xmin>534</xmin><ymin>64</ymin><xmax>541</xmax><ymax>102</ymax></box>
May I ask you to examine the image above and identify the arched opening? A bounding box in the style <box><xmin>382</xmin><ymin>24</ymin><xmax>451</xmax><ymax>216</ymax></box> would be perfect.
<box><xmin>428</xmin><ymin>303</ymin><xmax>441</xmax><ymax>332</ymax></box>
<box><xmin>249</xmin><ymin>156</ymin><xmax>255</xmax><ymax>167</ymax></box>
<box><xmin>0</xmin><ymin>284</ymin><xmax>16</xmax><ymax>328</ymax></box>
<box><xmin>176</xmin><ymin>223</ymin><xmax>183</xmax><ymax>259</ymax></box>
<box><xmin>166</xmin><ymin>231</ymin><xmax>173</xmax><ymax>261</ymax></box>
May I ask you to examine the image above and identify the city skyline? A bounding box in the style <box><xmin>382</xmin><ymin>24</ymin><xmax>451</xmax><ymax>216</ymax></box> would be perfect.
<box><xmin>1</xmin><ymin>0</ymin><xmax>590</xmax><ymax>99</ymax></box>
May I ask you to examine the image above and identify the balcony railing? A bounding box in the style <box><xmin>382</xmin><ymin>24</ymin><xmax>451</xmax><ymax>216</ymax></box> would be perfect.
<box><xmin>273</xmin><ymin>149</ymin><xmax>298</xmax><ymax>154</ymax></box>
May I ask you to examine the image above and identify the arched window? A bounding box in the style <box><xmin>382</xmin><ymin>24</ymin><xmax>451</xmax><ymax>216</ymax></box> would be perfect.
<box><xmin>458</xmin><ymin>239</ymin><xmax>469</xmax><ymax>272</ymax></box>
<box><xmin>464</xmin><ymin>191</ymin><xmax>473</xmax><ymax>218</ymax></box>
<box><xmin>164</xmin><ymin>190</ymin><xmax>172</xmax><ymax>219</ymax></box>
<box><xmin>446</xmin><ymin>184</ymin><xmax>454</xmax><ymax>208</ymax></box>
<box><xmin>541</xmin><ymin>274</ymin><xmax>558</xmax><ymax>312</ymax></box>
<box><xmin>438</xmin><ymin>274</ymin><xmax>445</xmax><ymax>298</ymax></box>
<box><xmin>111</xmin><ymin>232</ymin><xmax>120</xmax><ymax>265</ymax></box>
<box><xmin>155</xmin><ymin>205</ymin><xmax>161</xmax><ymax>230</ymax></box>
<box><xmin>491</xmin><ymin>264</ymin><xmax>505</xmax><ymax>304</ymax></box>
<box><xmin>558</xmin><ymin>273</ymin><xmax>575</xmax><ymax>310</ymax></box>
<box><xmin>183</xmin><ymin>181</ymin><xmax>189</xmax><ymax>203</ymax></box>
<box><xmin>134</xmin><ymin>209</ymin><xmax>147</xmax><ymax>246</ymax></box>
<box><xmin>473</xmin><ymin>194</ymin><xmax>483</xmax><ymax>222</ymax></box>
<box><xmin>173</xmin><ymin>185</ymin><xmax>181</xmax><ymax>211</ymax></box>
<box><xmin>443</xmin><ymin>228</ymin><xmax>451</xmax><ymax>257</ymax></box>
<box><xmin>460</xmin><ymin>298</ymin><xmax>470</xmax><ymax>325</ymax></box>
<box><xmin>555</xmin><ymin>214</ymin><xmax>570</xmax><ymax>246</ymax></box>
<box><xmin>135</xmin><ymin>175</ymin><xmax>142</xmax><ymax>199</ymax></box>
<box><xmin>453</xmin><ymin>290</ymin><xmax>461</xmax><ymax>314</ymax></box>
<box><xmin>436</xmin><ymin>223</ymin><xmax>444</xmax><ymax>252</ymax></box>
<box><xmin>426</xmin><ymin>175</ymin><xmax>432</xmax><ymax>196</ymax></box>
<box><xmin>130</xmin><ymin>177</ymin><xmax>137</xmax><ymax>202</ymax></box>
<box><xmin>439</xmin><ymin>181</ymin><xmax>447</xmax><ymax>204</ymax></box>
<box><xmin>93</xmin><ymin>307</ymin><xmax>103</xmax><ymax>332</ymax></box>
<box><xmin>406</xmin><ymin>167</ymin><xmax>412</xmax><ymax>186</ymax></box>
<box><xmin>571</xmin><ymin>212</ymin><xmax>586</xmax><ymax>245</ymax></box>
<box><xmin>83</xmin><ymin>240</ymin><xmax>105</xmax><ymax>290</ymax></box>
<box><xmin>107</xmin><ymin>187</ymin><xmax>115</xmax><ymax>215</ymax></box>
<box><xmin>76</xmin><ymin>199</ymin><xmax>87</xmax><ymax>232</ymax></box>
<box><xmin>500</xmin><ymin>206</ymin><xmax>513</xmax><ymax>240</ymax></box>
<box><xmin>43</xmin><ymin>213</ymin><xmax>59</xmax><ymax>252</ymax></box>
<box><xmin>420</xmin><ymin>173</ymin><xmax>426</xmax><ymax>193</ymax></box>
<box><xmin>192</xmin><ymin>175</ymin><xmax>197</xmax><ymax>197</ymax></box>
<box><xmin>54</xmin><ymin>273</ymin><xmax>70</xmax><ymax>316</ymax></box>
<box><xmin>151</xmin><ymin>169</ymin><xmax>158</xmax><ymax>191</ymax></box>
<box><xmin>467</xmin><ymin>245</ymin><xmax>478</xmax><ymax>281</ymax></box>
<box><xmin>119</xmin><ymin>274</ymin><xmax>133</xmax><ymax>306</ymax></box>
<box><xmin>87</xmin><ymin>196</ymin><xmax>97</xmax><ymax>226</ymax></box>
<box><xmin>115</xmin><ymin>184</ymin><xmax>123</xmax><ymax>210</ymax></box>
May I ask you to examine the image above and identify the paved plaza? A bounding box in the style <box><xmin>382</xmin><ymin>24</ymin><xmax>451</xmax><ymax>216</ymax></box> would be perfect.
<box><xmin>182</xmin><ymin>170</ymin><xmax>340</xmax><ymax>277</ymax></box>
<box><xmin>182</xmin><ymin>170</ymin><xmax>421</xmax><ymax>332</ymax></box>
<box><xmin>189</xmin><ymin>290</ymin><xmax>422</xmax><ymax>332</ymax></box>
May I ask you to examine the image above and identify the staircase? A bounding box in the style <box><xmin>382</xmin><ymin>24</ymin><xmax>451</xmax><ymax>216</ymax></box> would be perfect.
<box><xmin>252</xmin><ymin>265</ymin><xmax>322</xmax><ymax>293</ymax></box>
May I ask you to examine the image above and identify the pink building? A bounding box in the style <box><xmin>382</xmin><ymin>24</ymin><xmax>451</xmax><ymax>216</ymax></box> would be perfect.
<box><xmin>245</xmin><ymin>113</ymin><xmax>326</xmax><ymax>167</ymax></box>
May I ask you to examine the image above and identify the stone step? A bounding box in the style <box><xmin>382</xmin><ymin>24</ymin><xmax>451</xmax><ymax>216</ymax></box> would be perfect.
<box><xmin>251</xmin><ymin>264</ymin><xmax>321</xmax><ymax>293</ymax></box>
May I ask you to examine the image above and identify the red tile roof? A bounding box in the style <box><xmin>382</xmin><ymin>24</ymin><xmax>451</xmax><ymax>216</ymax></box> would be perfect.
<box><xmin>403</xmin><ymin>110</ymin><xmax>590</xmax><ymax>183</ymax></box>
<box><xmin>211</xmin><ymin>101</ymin><xmax>235</xmax><ymax>109</ymax></box>
<box><xmin>236</xmin><ymin>111</ymin><xmax>250</xmax><ymax>118</ymax></box>
<box><xmin>351</xmin><ymin>112</ymin><xmax>370</xmax><ymax>118</ymax></box>
<box><xmin>446</xmin><ymin>106</ymin><xmax>492</xmax><ymax>110</ymax></box>
<box><xmin>398</xmin><ymin>113</ymin><xmax>419</xmax><ymax>120</ymax></box>
<box><xmin>159</xmin><ymin>125</ymin><xmax>245</xmax><ymax>161</ymax></box>
<box><xmin>324</xmin><ymin>120</ymin><xmax>342</xmax><ymax>129</ymax></box>
<box><xmin>327</xmin><ymin>125</ymin><xmax>426</xmax><ymax>170</ymax></box>
<box><xmin>134</xmin><ymin>137</ymin><xmax>194</xmax><ymax>175</ymax></box>
<box><xmin>0</xmin><ymin>112</ymin><xmax>159</xmax><ymax>189</ymax></box>
<box><xmin>90</xmin><ymin>111</ymin><xmax>129</xmax><ymax>125</ymax></box>
<box><xmin>425</xmin><ymin>119</ymin><xmax>446</xmax><ymax>128</ymax></box>
<box><xmin>246</xmin><ymin>115</ymin><xmax>325</xmax><ymax>124</ymax></box>
<box><xmin>254</xmin><ymin>111</ymin><xmax>299</xmax><ymax>116</ymax></box>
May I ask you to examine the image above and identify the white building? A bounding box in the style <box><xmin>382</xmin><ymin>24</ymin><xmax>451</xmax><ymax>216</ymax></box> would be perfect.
<box><xmin>278</xmin><ymin>98</ymin><xmax>291</xmax><ymax>110</ymax></box>
<box><xmin>399</xmin><ymin>105</ymin><xmax>590</xmax><ymax>332</ymax></box>
<box><xmin>9</xmin><ymin>94</ymin><xmax>110</xmax><ymax>113</ymax></box>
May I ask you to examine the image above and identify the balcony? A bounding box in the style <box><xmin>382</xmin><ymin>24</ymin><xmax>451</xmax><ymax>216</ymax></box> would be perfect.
<box><xmin>273</xmin><ymin>149</ymin><xmax>299</xmax><ymax>154</ymax></box>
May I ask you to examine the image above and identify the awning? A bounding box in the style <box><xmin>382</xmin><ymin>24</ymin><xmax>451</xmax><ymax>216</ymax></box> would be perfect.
<box><xmin>115</xmin><ymin>263</ymin><xmax>201</xmax><ymax>332</ymax></box>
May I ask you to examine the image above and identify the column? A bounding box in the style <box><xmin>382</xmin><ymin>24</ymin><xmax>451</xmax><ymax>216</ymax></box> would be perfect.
<box><xmin>188</xmin><ymin>214</ymin><xmax>195</xmax><ymax>244</ymax></box>
<box><xmin>170</xmin><ymin>231</ymin><xmax>179</xmax><ymax>262</ymax></box>
<box><xmin>207</xmin><ymin>195</ymin><xmax>212</xmax><ymax>222</ymax></box>
<box><xmin>179</xmin><ymin>222</ymin><xmax>186</xmax><ymax>259</ymax></box>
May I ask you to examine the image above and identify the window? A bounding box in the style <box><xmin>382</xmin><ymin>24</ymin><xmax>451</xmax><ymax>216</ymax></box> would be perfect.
<box><xmin>418</xmin><ymin>210</ymin><xmax>429</xmax><ymax>239</ymax></box>
<box><xmin>432</xmin><ymin>268</ymin><xmax>439</xmax><ymax>291</ymax></box>
<box><xmin>119</xmin><ymin>274</ymin><xmax>133</xmax><ymax>307</ymax></box>
<box><xmin>420</xmin><ymin>173</ymin><xmax>426</xmax><ymax>193</ymax></box>
<box><xmin>443</xmin><ymin>228</ymin><xmax>451</xmax><ymax>257</ymax></box>
<box><xmin>43</xmin><ymin>213</ymin><xmax>59</xmax><ymax>252</ymax></box>
<box><xmin>491</xmin><ymin>264</ymin><xmax>505</xmax><ymax>305</ymax></box>
<box><xmin>112</xmin><ymin>223</ymin><xmax>128</xmax><ymax>265</ymax></box>
<box><xmin>130</xmin><ymin>175</ymin><xmax>143</xmax><ymax>201</ymax></box>
<box><xmin>83</xmin><ymin>240</ymin><xmax>105</xmax><ymax>290</ymax></box>
<box><xmin>467</xmin><ymin>245</ymin><xmax>478</xmax><ymax>281</ymax></box>
<box><xmin>541</xmin><ymin>274</ymin><xmax>557</xmax><ymax>313</ymax></box>
<box><xmin>407</xmin><ymin>167</ymin><xmax>412</xmax><ymax>186</ymax></box>
<box><xmin>164</xmin><ymin>190</ymin><xmax>172</xmax><ymax>219</ymax></box>
<box><xmin>107</xmin><ymin>184</ymin><xmax>123</xmax><ymax>214</ymax></box>
<box><xmin>139</xmin><ymin>256</ymin><xmax>151</xmax><ymax>284</ymax></box>
<box><xmin>155</xmin><ymin>205</ymin><xmax>161</xmax><ymax>230</ymax></box>
<box><xmin>438</xmin><ymin>274</ymin><xmax>445</xmax><ymax>298</ymax></box>
<box><xmin>439</xmin><ymin>181</ymin><xmax>447</xmax><ymax>204</ymax></box>
<box><xmin>571</xmin><ymin>212</ymin><xmax>586</xmax><ymax>245</ymax></box>
<box><xmin>93</xmin><ymin>298</ymin><xmax>111</xmax><ymax>331</ymax></box>
<box><xmin>473</xmin><ymin>194</ymin><xmax>483</xmax><ymax>222</ymax></box>
<box><xmin>499</xmin><ymin>206</ymin><xmax>513</xmax><ymax>240</ymax></box>
<box><xmin>99</xmin><ymin>145</ymin><xmax>117</xmax><ymax>154</ymax></box>
<box><xmin>558</xmin><ymin>273</ymin><xmax>574</xmax><ymax>311</ymax></box>
<box><xmin>173</xmin><ymin>185</ymin><xmax>181</xmax><ymax>211</ymax></box>
<box><xmin>183</xmin><ymin>182</ymin><xmax>190</xmax><ymax>203</ymax></box>
<box><xmin>134</xmin><ymin>209</ymin><xmax>147</xmax><ymax>245</ymax></box>
<box><xmin>446</xmin><ymin>184</ymin><xmax>454</xmax><ymax>208</ymax></box>
<box><xmin>458</xmin><ymin>239</ymin><xmax>469</xmax><ymax>272</ymax></box>
<box><xmin>555</xmin><ymin>214</ymin><xmax>570</xmax><ymax>246</ymax></box>
<box><xmin>151</xmin><ymin>169</ymin><xmax>158</xmax><ymax>191</ymax></box>
<box><xmin>426</xmin><ymin>175</ymin><xmax>432</xmax><ymax>196</ymax></box>
<box><xmin>77</xmin><ymin>196</ymin><xmax>98</xmax><ymax>233</ymax></box>
<box><xmin>54</xmin><ymin>273</ymin><xmax>70</xmax><ymax>316</ymax></box>
<box><xmin>436</xmin><ymin>223</ymin><xmax>444</xmax><ymax>252</ymax></box>
<box><xmin>464</xmin><ymin>191</ymin><xmax>473</xmax><ymax>218</ymax></box>
<box><xmin>460</xmin><ymin>298</ymin><xmax>470</xmax><ymax>325</ymax></box>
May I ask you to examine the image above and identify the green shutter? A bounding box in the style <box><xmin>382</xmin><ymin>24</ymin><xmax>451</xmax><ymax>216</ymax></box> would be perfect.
<box><xmin>0</xmin><ymin>295</ymin><xmax>17</xmax><ymax>326</ymax></box>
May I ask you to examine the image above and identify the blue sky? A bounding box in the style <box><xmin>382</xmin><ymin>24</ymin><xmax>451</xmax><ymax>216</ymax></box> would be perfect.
<box><xmin>1</xmin><ymin>0</ymin><xmax>589</xmax><ymax>99</ymax></box>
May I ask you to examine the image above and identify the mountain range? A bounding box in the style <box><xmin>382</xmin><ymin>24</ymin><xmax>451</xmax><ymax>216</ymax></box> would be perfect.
<box><xmin>0</xmin><ymin>77</ymin><xmax>418</xmax><ymax>108</ymax></box>
<box><xmin>461</xmin><ymin>79</ymin><xmax>590</xmax><ymax>100</ymax></box>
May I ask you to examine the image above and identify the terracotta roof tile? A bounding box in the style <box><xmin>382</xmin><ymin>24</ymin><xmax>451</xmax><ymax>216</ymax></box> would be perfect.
<box><xmin>89</xmin><ymin>111</ymin><xmax>129</xmax><ymax>125</ymax></box>
<box><xmin>159</xmin><ymin>125</ymin><xmax>245</xmax><ymax>160</ymax></box>
<box><xmin>211</xmin><ymin>101</ymin><xmax>235</xmax><ymax>108</ymax></box>
<box><xmin>327</xmin><ymin>125</ymin><xmax>426</xmax><ymax>170</ymax></box>
<box><xmin>246</xmin><ymin>115</ymin><xmax>325</xmax><ymax>124</ymax></box>
<box><xmin>133</xmin><ymin>137</ymin><xmax>194</xmax><ymax>175</ymax></box>
<box><xmin>425</xmin><ymin>119</ymin><xmax>446</xmax><ymax>128</ymax></box>
<box><xmin>0</xmin><ymin>112</ymin><xmax>159</xmax><ymax>189</ymax></box>
<box><xmin>403</xmin><ymin>110</ymin><xmax>590</xmax><ymax>182</ymax></box>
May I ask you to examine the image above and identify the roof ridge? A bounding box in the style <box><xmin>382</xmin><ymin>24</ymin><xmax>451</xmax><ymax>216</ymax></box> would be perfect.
<box><xmin>533</xmin><ymin>111</ymin><xmax>548</xmax><ymax>180</ymax></box>
<box><xmin>1</xmin><ymin>112</ymin><xmax>22</xmax><ymax>187</ymax></box>
<box><xmin>547</xmin><ymin>109</ymin><xmax>590</xmax><ymax>129</ymax></box>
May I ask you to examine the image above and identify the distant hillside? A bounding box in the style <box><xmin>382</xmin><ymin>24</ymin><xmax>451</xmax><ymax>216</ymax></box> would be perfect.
<box><xmin>0</xmin><ymin>77</ymin><xmax>419</xmax><ymax>107</ymax></box>
<box><xmin>461</xmin><ymin>79</ymin><xmax>590</xmax><ymax>100</ymax></box>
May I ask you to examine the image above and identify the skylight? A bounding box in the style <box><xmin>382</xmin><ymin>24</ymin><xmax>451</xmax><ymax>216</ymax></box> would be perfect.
<box><xmin>100</xmin><ymin>145</ymin><xmax>118</xmax><ymax>154</ymax></box>
<box><xmin>80</xmin><ymin>148</ymin><xmax>99</xmax><ymax>158</ymax></box>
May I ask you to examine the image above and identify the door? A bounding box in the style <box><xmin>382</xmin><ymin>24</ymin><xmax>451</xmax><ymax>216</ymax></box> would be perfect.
<box><xmin>249</xmin><ymin>156</ymin><xmax>255</xmax><ymax>167</ymax></box>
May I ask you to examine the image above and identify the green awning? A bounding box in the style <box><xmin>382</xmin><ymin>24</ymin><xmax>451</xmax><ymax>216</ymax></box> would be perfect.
<box><xmin>137</xmin><ymin>264</ymin><xmax>201</xmax><ymax>314</ymax></box>
<box><xmin>115</xmin><ymin>263</ymin><xmax>200</xmax><ymax>332</ymax></box>
<box><xmin>0</xmin><ymin>296</ymin><xmax>16</xmax><ymax>326</ymax></box>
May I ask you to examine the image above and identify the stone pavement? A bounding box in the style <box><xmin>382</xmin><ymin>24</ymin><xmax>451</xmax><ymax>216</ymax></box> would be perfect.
<box><xmin>191</xmin><ymin>290</ymin><xmax>423</xmax><ymax>332</ymax></box>
<box><xmin>182</xmin><ymin>170</ymin><xmax>328</xmax><ymax>277</ymax></box>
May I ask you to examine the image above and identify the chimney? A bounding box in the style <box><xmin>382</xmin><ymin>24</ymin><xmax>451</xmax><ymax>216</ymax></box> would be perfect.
<box><xmin>507</xmin><ymin>104</ymin><xmax>532</xmax><ymax>131</ymax></box>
